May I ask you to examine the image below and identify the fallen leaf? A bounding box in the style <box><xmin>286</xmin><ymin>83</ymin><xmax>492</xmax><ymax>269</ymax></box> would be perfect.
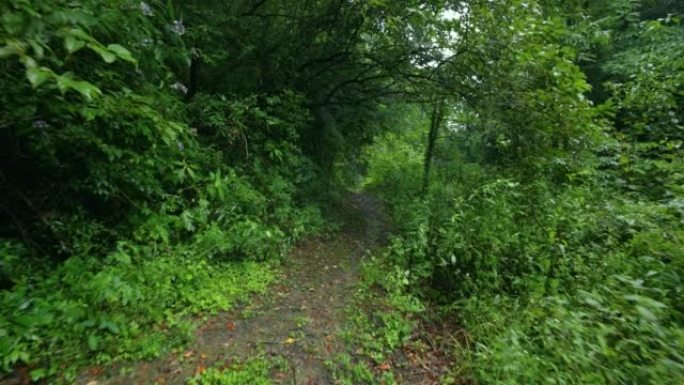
<box><xmin>377</xmin><ymin>362</ymin><xmax>391</xmax><ymax>371</ymax></box>
<box><xmin>285</xmin><ymin>337</ymin><xmax>296</xmax><ymax>345</ymax></box>
<box><xmin>183</xmin><ymin>350</ymin><xmax>194</xmax><ymax>358</ymax></box>
<box><xmin>225</xmin><ymin>321</ymin><xmax>236</xmax><ymax>332</ymax></box>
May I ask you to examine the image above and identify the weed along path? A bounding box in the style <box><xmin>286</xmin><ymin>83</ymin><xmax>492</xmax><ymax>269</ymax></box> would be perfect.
<box><xmin>82</xmin><ymin>194</ymin><xmax>393</xmax><ymax>385</ymax></box>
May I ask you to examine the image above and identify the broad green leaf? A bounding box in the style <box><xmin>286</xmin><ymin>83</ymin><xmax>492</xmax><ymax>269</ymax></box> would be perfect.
<box><xmin>26</xmin><ymin>66</ymin><xmax>52</xmax><ymax>87</ymax></box>
<box><xmin>28</xmin><ymin>40</ymin><xmax>44</xmax><ymax>58</ymax></box>
<box><xmin>636</xmin><ymin>305</ymin><xmax>657</xmax><ymax>322</ymax></box>
<box><xmin>30</xmin><ymin>368</ymin><xmax>46</xmax><ymax>380</ymax></box>
<box><xmin>100</xmin><ymin>320</ymin><xmax>120</xmax><ymax>334</ymax></box>
<box><xmin>107</xmin><ymin>44</ymin><xmax>137</xmax><ymax>64</ymax></box>
<box><xmin>62</xmin><ymin>27</ymin><xmax>96</xmax><ymax>43</ymax></box>
<box><xmin>19</xmin><ymin>55</ymin><xmax>37</xmax><ymax>68</ymax></box>
<box><xmin>64</xmin><ymin>36</ymin><xmax>86</xmax><ymax>54</ymax></box>
<box><xmin>56</xmin><ymin>74</ymin><xmax>101</xmax><ymax>100</ymax></box>
<box><xmin>71</xmin><ymin>80</ymin><xmax>101</xmax><ymax>100</ymax></box>
<box><xmin>87</xmin><ymin>334</ymin><xmax>99</xmax><ymax>350</ymax></box>
<box><xmin>88</xmin><ymin>43</ymin><xmax>116</xmax><ymax>63</ymax></box>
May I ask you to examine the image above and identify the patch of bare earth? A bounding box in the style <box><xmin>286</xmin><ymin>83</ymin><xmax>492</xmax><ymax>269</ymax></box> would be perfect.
<box><xmin>391</xmin><ymin>315</ymin><xmax>472</xmax><ymax>385</ymax></box>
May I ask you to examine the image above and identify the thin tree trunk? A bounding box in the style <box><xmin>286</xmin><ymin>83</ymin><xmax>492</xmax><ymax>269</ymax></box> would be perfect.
<box><xmin>419</xmin><ymin>101</ymin><xmax>445</xmax><ymax>278</ymax></box>
<box><xmin>422</xmin><ymin>102</ymin><xmax>444</xmax><ymax>193</ymax></box>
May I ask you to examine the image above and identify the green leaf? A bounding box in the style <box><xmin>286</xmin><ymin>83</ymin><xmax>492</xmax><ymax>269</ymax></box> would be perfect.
<box><xmin>2</xmin><ymin>12</ymin><xmax>25</xmax><ymax>35</ymax></box>
<box><xmin>100</xmin><ymin>320</ymin><xmax>120</xmax><ymax>334</ymax></box>
<box><xmin>88</xmin><ymin>43</ymin><xmax>116</xmax><ymax>63</ymax></box>
<box><xmin>19</xmin><ymin>55</ymin><xmax>37</xmax><ymax>68</ymax></box>
<box><xmin>0</xmin><ymin>45</ymin><xmax>17</xmax><ymax>59</ymax></box>
<box><xmin>166</xmin><ymin>0</ymin><xmax>176</xmax><ymax>19</ymax></box>
<box><xmin>28</xmin><ymin>40</ymin><xmax>44</xmax><ymax>58</ymax></box>
<box><xmin>56</xmin><ymin>74</ymin><xmax>101</xmax><ymax>100</ymax></box>
<box><xmin>72</xmin><ymin>81</ymin><xmax>101</xmax><ymax>100</ymax></box>
<box><xmin>26</xmin><ymin>66</ymin><xmax>52</xmax><ymax>88</ymax></box>
<box><xmin>87</xmin><ymin>334</ymin><xmax>99</xmax><ymax>350</ymax></box>
<box><xmin>61</xmin><ymin>27</ymin><xmax>96</xmax><ymax>43</ymax></box>
<box><xmin>64</xmin><ymin>36</ymin><xmax>86</xmax><ymax>54</ymax></box>
<box><xmin>636</xmin><ymin>305</ymin><xmax>657</xmax><ymax>322</ymax></box>
<box><xmin>30</xmin><ymin>368</ymin><xmax>46</xmax><ymax>380</ymax></box>
<box><xmin>107</xmin><ymin>44</ymin><xmax>137</xmax><ymax>64</ymax></box>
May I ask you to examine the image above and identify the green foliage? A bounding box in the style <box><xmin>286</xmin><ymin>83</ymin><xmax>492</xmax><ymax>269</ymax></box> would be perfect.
<box><xmin>361</xmin><ymin>1</ymin><xmax>684</xmax><ymax>384</ymax></box>
<box><xmin>601</xmin><ymin>17</ymin><xmax>684</xmax><ymax>200</ymax></box>
<box><xmin>465</xmin><ymin>272</ymin><xmax>684</xmax><ymax>384</ymax></box>
<box><xmin>329</xmin><ymin>257</ymin><xmax>423</xmax><ymax>385</ymax></box>
<box><xmin>187</xmin><ymin>359</ymin><xmax>273</xmax><ymax>385</ymax></box>
<box><xmin>0</xmin><ymin>0</ymin><xmax>324</xmax><ymax>382</ymax></box>
<box><xmin>1</xmin><ymin>0</ymin><xmax>682</xmax><ymax>383</ymax></box>
<box><xmin>362</xmin><ymin>114</ymin><xmax>428</xmax><ymax>229</ymax></box>
<box><xmin>0</xmin><ymin>235</ymin><xmax>276</xmax><ymax>381</ymax></box>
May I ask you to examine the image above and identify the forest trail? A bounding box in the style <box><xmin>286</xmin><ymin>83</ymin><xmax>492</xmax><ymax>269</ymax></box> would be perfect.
<box><xmin>82</xmin><ymin>193</ymin><xmax>392</xmax><ymax>385</ymax></box>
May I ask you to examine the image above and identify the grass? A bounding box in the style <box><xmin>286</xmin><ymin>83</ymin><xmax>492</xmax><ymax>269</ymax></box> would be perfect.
<box><xmin>187</xmin><ymin>357</ymin><xmax>282</xmax><ymax>385</ymax></box>
<box><xmin>326</xmin><ymin>253</ymin><xmax>425</xmax><ymax>385</ymax></box>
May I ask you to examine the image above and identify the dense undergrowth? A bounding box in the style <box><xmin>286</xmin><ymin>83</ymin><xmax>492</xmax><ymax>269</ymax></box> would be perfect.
<box><xmin>328</xmin><ymin>256</ymin><xmax>425</xmax><ymax>385</ymax></box>
<box><xmin>362</xmin><ymin>2</ymin><xmax>684</xmax><ymax>384</ymax></box>
<box><xmin>0</xmin><ymin>0</ymin><xmax>325</xmax><ymax>382</ymax></box>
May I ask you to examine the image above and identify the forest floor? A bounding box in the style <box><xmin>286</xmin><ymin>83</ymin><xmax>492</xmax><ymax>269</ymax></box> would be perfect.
<box><xmin>78</xmin><ymin>194</ymin><xmax>461</xmax><ymax>385</ymax></box>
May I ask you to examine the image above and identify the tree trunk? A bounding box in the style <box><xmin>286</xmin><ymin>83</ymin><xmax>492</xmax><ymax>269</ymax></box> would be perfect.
<box><xmin>422</xmin><ymin>102</ymin><xmax>444</xmax><ymax>193</ymax></box>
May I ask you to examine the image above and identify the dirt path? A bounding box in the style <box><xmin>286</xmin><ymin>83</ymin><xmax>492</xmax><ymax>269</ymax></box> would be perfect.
<box><xmin>84</xmin><ymin>193</ymin><xmax>392</xmax><ymax>385</ymax></box>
